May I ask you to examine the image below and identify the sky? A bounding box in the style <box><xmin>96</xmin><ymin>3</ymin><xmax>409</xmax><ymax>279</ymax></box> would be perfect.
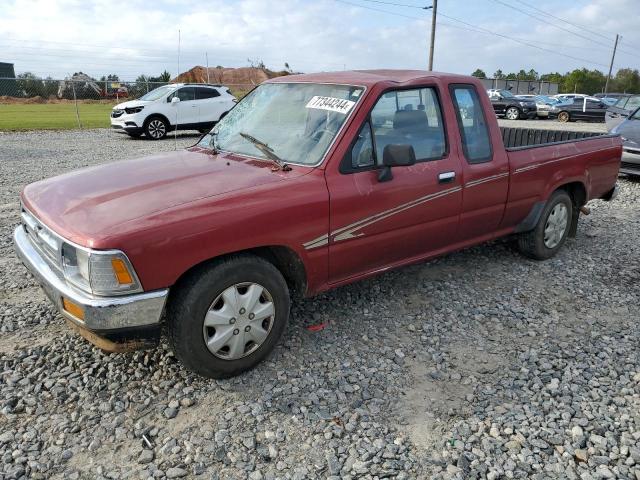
<box><xmin>0</xmin><ymin>0</ymin><xmax>638</xmax><ymax>81</ymax></box>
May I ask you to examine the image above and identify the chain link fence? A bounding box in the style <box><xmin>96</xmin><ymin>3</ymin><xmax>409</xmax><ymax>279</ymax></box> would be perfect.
<box><xmin>0</xmin><ymin>77</ymin><xmax>256</xmax><ymax>130</ymax></box>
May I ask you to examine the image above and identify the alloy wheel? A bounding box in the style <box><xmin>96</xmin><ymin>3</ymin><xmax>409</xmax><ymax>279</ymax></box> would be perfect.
<box><xmin>147</xmin><ymin>119</ymin><xmax>166</xmax><ymax>139</ymax></box>
<box><xmin>506</xmin><ymin>107</ymin><xmax>520</xmax><ymax>120</ymax></box>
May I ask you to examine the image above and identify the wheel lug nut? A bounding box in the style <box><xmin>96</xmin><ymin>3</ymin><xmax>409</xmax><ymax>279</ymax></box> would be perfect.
<box><xmin>239</xmin><ymin>308</ymin><xmax>246</xmax><ymax>315</ymax></box>
<box><xmin>233</xmin><ymin>329</ymin><xmax>239</xmax><ymax>335</ymax></box>
<box><xmin>248</xmin><ymin>313</ymin><xmax>255</xmax><ymax>320</ymax></box>
<box><xmin>245</xmin><ymin>326</ymin><xmax>251</xmax><ymax>332</ymax></box>
<box><xmin>229</xmin><ymin>318</ymin><xmax>236</xmax><ymax>324</ymax></box>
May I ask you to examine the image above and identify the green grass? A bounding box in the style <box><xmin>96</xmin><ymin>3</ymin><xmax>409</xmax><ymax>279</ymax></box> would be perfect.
<box><xmin>0</xmin><ymin>103</ymin><xmax>115</xmax><ymax>130</ymax></box>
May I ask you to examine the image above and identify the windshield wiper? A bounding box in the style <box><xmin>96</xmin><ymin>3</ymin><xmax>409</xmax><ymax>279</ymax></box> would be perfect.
<box><xmin>239</xmin><ymin>132</ymin><xmax>291</xmax><ymax>171</ymax></box>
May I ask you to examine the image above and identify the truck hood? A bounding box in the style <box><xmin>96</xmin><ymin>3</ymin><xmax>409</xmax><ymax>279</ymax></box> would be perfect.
<box><xmin>22</xmin><ymin>148</ymin><xmax>310</xmax><ymax>247</ymax></box>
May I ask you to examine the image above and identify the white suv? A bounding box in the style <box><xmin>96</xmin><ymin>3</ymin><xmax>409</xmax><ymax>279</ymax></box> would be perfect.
<box><xmin>110</xmin><ymin>84</ymin><xmax>237</xmax><ymax>140</ymax></box>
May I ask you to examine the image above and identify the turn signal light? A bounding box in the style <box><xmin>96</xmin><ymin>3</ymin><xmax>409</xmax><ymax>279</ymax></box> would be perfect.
<box><xmin>62</xmin><ymin>297</ymin><xmax>85</xmax><ymax>320</ymax></box>
<box><xmin>111</xmin><ymin>258</ymin><xmax>134</xmax><ymax>285</ymax></box>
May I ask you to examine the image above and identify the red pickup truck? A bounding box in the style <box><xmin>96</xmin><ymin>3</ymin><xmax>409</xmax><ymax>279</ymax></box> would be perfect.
<box><xmin>14</xmin><ymin>70</ymin><xmax>620</xmax><ymax>378</ymax></box>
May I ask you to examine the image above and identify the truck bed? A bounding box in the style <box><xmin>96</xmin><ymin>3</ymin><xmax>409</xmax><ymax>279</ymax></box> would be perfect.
<box><xmin>500</xmin><ymin>126</ymin><xmax>605</xmax><ymax>149</ymax></box>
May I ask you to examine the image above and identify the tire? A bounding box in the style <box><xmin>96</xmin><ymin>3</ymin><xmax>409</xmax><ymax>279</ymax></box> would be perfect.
<box><xmin>505</xmin><ymin>107</ymin><xmax>521</xmax><ymax>120</ymax></box>
<box><xmin>518</xmin><ymin>190</ymin><xmax>573</xmax><ymax>260</ymax></box>
<box><xmin>167</xmin><ymin>255</ymin><xmax>290</xmax><ymax>379</ymax></box>
<box><xmin>144</xmin><ymin>116</ymin><xmax>169</xmax><ymax>140</ymax></box>
<box><xmin>557</xmin><ymin>111</ymin><xmax>570</xmax><ymax>123</ymax></box>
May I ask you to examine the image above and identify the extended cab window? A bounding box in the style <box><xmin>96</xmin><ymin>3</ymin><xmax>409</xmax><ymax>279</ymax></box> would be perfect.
<box><xmin>451</xmin><ymin>85</ymin><xmax>492</xmax><ymax>164</ymax></box>
<box><xmin>370</xmin><ymin>88</ymin><xmax>446</xmax><ymax>162</ymax></box>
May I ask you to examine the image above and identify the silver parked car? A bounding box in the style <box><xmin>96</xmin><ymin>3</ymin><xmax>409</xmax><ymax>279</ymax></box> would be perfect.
<box><xmin>610</xmin><ymin>106</ymin><xmax>640</xmax><ymax>177</ymax></box>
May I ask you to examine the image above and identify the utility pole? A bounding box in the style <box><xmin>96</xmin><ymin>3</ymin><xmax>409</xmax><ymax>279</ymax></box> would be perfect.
<box><xmin>427</xmin><ymin>0</ymin><xmax>437</xmax><ymax>71</ymax></box>
<box><xmin>604</xmin><ymin>34</ymin><xmax>619</xmax><ymax>94</ymax></box>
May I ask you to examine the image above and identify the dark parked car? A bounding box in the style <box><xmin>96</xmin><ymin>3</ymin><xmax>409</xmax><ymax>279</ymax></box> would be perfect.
<box><xmin>487</xmin><ymin>89</ymin><xmax>537</xmax><ymax>120</ymax></box>
<box><xmin>605</xmin><ymin>94</ymin><xmax>640</xmax><ymax>130</ymax></box>
<box><xmin>551</xmin><ymin>97</ymin><xmax>608</xmax><ymax>123</ymax></box>
<box><xmin>610</xmin><ymin>106</ymin><xmax>640</xmax><ymax>176</ymax></box>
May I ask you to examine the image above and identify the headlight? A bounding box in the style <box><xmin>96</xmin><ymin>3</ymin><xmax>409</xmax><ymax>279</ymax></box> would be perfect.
<box><xmin>124</xmin><ymin>106</ymin><xmax>144</xmax><ymax>114</ymax></box>
<box><xmin>61</xmin><ymin>243</ymin><xmax>142</xmax><ymax>296</ymax></box>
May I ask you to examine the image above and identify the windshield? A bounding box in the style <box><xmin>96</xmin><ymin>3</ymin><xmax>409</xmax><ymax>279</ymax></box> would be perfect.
<box><xmin>614</xmin><ymin>97</ymin><xmax>629</xmax><ymax>108</ymax></box>
<box><xmin>200</xmin><ymin>83</ymin><xmax>364</xmax><ymax>166</ymax></box>
<box><xmin>500</xmin><ymin>90</ymin><xmax>515</xmax><ymax>98</ymax></box>
<box><xmin>139</xmin><ymin>85</ymin><xmax>175</xmax><ymax>101</ymax></box>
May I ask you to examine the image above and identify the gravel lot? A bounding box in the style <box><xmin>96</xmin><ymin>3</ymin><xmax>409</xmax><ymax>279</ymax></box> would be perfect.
<box><xmin>0</xmin><ymin>128</ymin><xmax>638</xmax><ymax>480</ymax></box>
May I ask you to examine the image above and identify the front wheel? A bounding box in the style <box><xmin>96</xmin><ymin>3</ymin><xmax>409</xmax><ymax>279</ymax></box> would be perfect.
<box><xmin>518</xmin><ymin>190</ymin><xmax>573</xmax><ymax>260</ymax></box>
<box><xmin>557</xmin><ymin>111</ymin><xmax>570</xmax><ymax>123</ymax></box>
<box><xmin>144</xmin><ymin>116</ymin><xmax>169</xmax><ymax>140</ymax></box>
<box><xmin>167</xmin><ymin>255</ymin><xmax>290</xmax><ymax>379</ymax></box>
<box><xmin>505</xmin><ymin>107</ymin><xmax>521</xmax><ymax>120</ymax></box>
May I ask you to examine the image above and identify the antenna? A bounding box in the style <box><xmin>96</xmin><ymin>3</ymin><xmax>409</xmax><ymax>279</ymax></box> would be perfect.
<box><xmin>206</xmin><ymin>52</ymin><xmax>210</xmax><ymax>83</ymax></box>
<box><xmin>175</xmin><ymin>29</ymin><xmax>180</xmax><ymax>150</ymax></box>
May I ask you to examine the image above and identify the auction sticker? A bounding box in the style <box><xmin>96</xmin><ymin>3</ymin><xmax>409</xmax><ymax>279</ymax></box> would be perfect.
<box><xmin>306</xmin><ymin>96</ymin><xmax>355</xmax><ymax>114</ymax></box>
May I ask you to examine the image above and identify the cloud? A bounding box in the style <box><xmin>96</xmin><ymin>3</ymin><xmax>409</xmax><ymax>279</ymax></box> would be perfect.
<box><xmin>0</xmin><ymin>0</ymin><xmax>637</xmax><ymax>80</ymax></box>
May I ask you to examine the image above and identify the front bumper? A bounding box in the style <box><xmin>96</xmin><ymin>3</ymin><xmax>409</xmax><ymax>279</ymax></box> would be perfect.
<box><xmin>110</xmin><ymin>113</ymin><xmax>143</xmax><ymax>134</ymax></box>
<box><xmin>621</xmin><ymin>149</ymin><xmax>640</xmax><ymax>175</ymax></box>
<box><xmin>13</xmin><ymin>225</ymin><xmax>168</xmax><ymax>337</ymax></box>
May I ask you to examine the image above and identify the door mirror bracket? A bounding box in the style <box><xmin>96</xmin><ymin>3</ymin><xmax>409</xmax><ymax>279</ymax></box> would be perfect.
<box><xmin>378</xmin><ymin>144</ymin><xmax>416</xmax><ymax>182</ymax></box>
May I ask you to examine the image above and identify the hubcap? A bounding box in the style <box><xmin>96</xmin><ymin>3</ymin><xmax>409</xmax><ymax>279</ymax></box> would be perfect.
<box><xmin>202</xmin><ymin>282</ymin><xmax>275</xmax><ymax>360</ymax></box>
<box><xmin>148</xmin><ymin>120</ymin><xmax>165</xmax><ymax>138</ymax></box>
<box><xmin>544</xmin><ymin>203</ymin><xmax>569</xmax><ymax>249</ymax></box>
<box><xmin>506</xmin><ymin>108</ymin><xmax>519</xmax><ymax>120</ymax></box>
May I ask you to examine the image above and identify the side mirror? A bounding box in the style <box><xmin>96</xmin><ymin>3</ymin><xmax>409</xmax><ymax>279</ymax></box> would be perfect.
<box><xmin>171</xmin><ymin>96</ymin><xmax>181</xmax><ymax>105</ymax></box>
<box><xmin>378</xmin><ymin>144</ymin><xmax>416</xmax><ymax>182</ymax></box>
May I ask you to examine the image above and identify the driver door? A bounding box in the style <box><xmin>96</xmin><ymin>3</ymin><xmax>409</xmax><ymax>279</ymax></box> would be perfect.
<box><xmin>326</xmin><ymin>86</ymin><xmax>463</xmax><ymax>284</ymax></box>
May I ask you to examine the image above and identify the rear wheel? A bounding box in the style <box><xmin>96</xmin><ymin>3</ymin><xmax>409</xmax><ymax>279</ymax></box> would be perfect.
<box><xmin>505</xmin><ymin>107</ymin><xmax>521</xmax><ymax>120</ymax></box>
<box><xmin>144</xmin><ymin>116</ymin><xmax>168</xmax><ymax>140</ymax></box>
<box><xmin>167</xmin><ymin>255</ymin><xmax>290</xmax><ymax>378</ymax></box>
<box><xmin>557</xmin><ymin>111</ymin><xmax>570</xmax><ymax>123</ymax></box>
<box><xmin>518</xmin><ymin>190</ymin><xmax>573</xmax><ymax>260</ymax></box>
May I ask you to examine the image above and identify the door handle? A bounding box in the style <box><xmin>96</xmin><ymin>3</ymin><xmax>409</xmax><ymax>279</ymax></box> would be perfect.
<box><xmin>438</xmin><ymin>171</ymin><xmax>455</xmax><ymax>184</ymax></box>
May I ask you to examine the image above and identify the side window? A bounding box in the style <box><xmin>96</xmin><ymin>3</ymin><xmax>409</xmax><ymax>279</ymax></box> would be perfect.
<box><xmin>196</xmin><ymin>87</ymin><xmax>220</xmax><ymax>100</ymax></box>
<box><xmin>169</xmin><ymin>87</ymin><xmax>196</xmax><ymax>102</ymax></box>
<box><xmin>370</xmin><ymin>87</ymin><xmax>446</xmax><ymax>162</ymax></box>
<box><xmin>351</xmin><ymin>122</ymin><xmax>375</xmax><ymax>169</ymax></box>
<box><xmin>451</xmin><ymin>85</ymin><xmax>492</xmax><ymax>164</ymax></box>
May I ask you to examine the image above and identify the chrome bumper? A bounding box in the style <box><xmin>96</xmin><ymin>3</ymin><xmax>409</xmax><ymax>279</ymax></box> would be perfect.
<box><xmin>13</xmin><ymin>226</ymin><xmax>168</xmax><ymax>332</ymax></box>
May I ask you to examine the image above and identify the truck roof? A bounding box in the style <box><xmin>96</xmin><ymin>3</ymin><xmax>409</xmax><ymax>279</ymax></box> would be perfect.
<box><xmin>267</xmin><ymin>69</ymin><xmax>475</xmax><ymax>87</ymax></box>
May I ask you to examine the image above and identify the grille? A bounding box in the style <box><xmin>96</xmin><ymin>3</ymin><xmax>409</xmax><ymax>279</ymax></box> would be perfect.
<box><xmin>111</xmin><ymin>109</ymin><xmax>124</xmax><ymax>118</ymax></box>
<box><xmin>21</xmin><ymin>207</ymin><xmax>62</xmax><ymax>271</ymax></box>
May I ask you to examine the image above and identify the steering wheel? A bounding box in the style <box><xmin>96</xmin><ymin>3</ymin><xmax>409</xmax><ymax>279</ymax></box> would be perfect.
<box><xmin>311</xmin><ymin>128</ymin><xmax>333</xmax><ymax>142</ymax></box>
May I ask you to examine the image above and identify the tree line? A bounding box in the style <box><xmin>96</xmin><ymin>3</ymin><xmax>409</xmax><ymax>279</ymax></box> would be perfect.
<box><xmin>471</xmin><ymin>67</ymin><xmax>640</xmax><ymax>94</ymax></box>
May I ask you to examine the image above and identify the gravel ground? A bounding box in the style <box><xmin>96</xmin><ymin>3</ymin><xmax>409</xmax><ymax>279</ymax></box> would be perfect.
<box><xmin>0</xmin><ymin>129</ymin><xmax>638</xmax><ymax>480</ymax></box>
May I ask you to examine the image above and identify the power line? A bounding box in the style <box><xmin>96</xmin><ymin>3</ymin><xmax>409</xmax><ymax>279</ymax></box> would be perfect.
<box><xmin>488</xmin><ymin>0</ymin><xmax>614</xmax><ymax>50</ymax></box>
<box><xmin>344</xmin><ymin>0</ymin><xmax>616</xmax><ymax>67</ymax></box>
<box><xmin>515</xmin><ymin>0</ymin><xmax>613</xmax><ymax>41</ymax></box>
<box><xmin>514</xmin><ymin>0</ymin><xmax>639</xmax><ymax>58</ymax></box>
<box><xmin>435</xmin><ymin>10</ymin><xmax>609</xmax><ymax>68</ymax></box>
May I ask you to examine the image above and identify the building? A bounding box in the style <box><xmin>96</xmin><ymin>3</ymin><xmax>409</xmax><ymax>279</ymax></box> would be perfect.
<box><xmin>0</xmin><ymin>62</ymin><xmax>16</xmax><ymax>78</ymax></box>
<box><xmin>480</xmin><ymin>77</ymin><xmax>559</xmax><ymax>96</ymax></box>
<box><xmin>0</xmin><ymin>62</ymin><xmax>20</xmax><ymax>96</ymax></box>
